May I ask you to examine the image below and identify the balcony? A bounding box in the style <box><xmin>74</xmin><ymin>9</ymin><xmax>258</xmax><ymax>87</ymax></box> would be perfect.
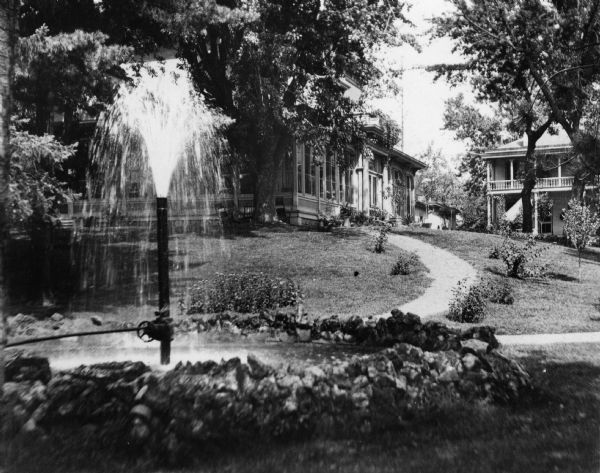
<box><xmin>489</xmin><ymin>176</ymin><xmax>575</xmax><ymax>192</ymax></box>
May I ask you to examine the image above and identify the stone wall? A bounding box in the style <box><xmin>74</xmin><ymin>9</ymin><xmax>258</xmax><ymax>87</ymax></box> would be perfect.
<box><xmin>1</xmin><ymin>314</ymin><xmax>531</xmax><ymax>465</ymax></box>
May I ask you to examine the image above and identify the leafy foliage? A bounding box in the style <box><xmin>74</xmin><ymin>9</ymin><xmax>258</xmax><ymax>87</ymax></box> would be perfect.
<box><xmin>415</xmin><ymin>145</ymin><xmax>464</xmax><ymax>208</ymax></box>
<box><xmin>188</xmin><ymin>272</ymin><xmax>302</xmax><ymax>314</ymax></box>
<box><xmin>153</xmin><ymin>0</ymin><xmax>413</xmax><ymax>218</ymax></box>
<box><xmin>485</xmin><ymin>278</ymin><xmax>514</xmax><ymax>305</ymax></box>
<box><xmin>390</xmin><ymin>250</ymin><xmax>420</xmax><ymax>276</ymax></box>
<box><xmin>434</xmin><ymin>0</ymin><xmax>600</xmax><ymax>192</ymax></box>
<box><xmin>443</xmin><ymin>94</ymin><xmax>509</xmax><ymax>197</ymax></box>
<box><xmin>369</xmin><ymin>224</ymin><xmax>391</xmax><ymax>253</ymax></box>
<box><xmin>9</xmin><ymin>128</ymin><xmax>76</xmax><ymax>230</ymax></box>
<box><xmin>447</xmin><ymin>278</ymin><xmax>487</xmax><ymax>323</ymax></box>
<box><xmin>15</xmin><ymin>25</ymin><xmax>133</xmax><ymax>138</ymax></box>
<box><xmin>562</xmin><ymin>199</ymin><xmax>600</xmax><ymax>274</ymax></box>
<box><xmin>498</xmin><ymin>235</ymin><xmax>545</xmax><ymax>278</ymax></box>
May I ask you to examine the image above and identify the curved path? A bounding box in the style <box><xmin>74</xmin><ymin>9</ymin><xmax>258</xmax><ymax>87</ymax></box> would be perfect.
<box><xmin>498</xmin><ymin>331</ymin><xmax>600</xmax><ymax>346</ymax></box>
<box><xmin>380</xmin><ymin>233</ymin><xmax>477</xmax><ymax>319</ymax></box>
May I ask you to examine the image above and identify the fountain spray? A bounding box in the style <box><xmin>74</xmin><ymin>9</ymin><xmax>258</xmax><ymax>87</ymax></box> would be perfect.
<box><xmin>155</xmin><ymin>196</ymin><xmax>171</xmax><ymax>364</ymax></box>
<box><xmin>89</xmin><ymin>63</ymin><xmax>229</xmax><ymax>365</ymax></box>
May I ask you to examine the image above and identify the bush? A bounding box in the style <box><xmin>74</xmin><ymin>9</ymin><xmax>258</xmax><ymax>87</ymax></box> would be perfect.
<box><xmin>488</xmin><ymin>245</ymin><xmax>500</xmax><ymax>259</ymax></box>
<box><xmin>369</xmin><ymin>224</ymin><xmax>391</xmax><ymax>253</ymax></box>
<box><xmin>391</xmin><ymin>250</ymin><xmax>420</xmax><ymax>275</ymax></box>
<box><xmin>447</xmin><ymin>278</ymin><xmax>487</xmax><ymax>323</ymax></box>
<box><xmin>188</xmin><ymin>272</ymin><xmax>302</xmax><ymax>314</ymax></box>
<box><xmin>485</xmin><ymin>279</ymin><xmax>514</xmax><ymax>305</ymax></box>
<box><xmin>498</xmin><ymin>235</ymin><xmax>545</xmax><ymax>278</ymax></box>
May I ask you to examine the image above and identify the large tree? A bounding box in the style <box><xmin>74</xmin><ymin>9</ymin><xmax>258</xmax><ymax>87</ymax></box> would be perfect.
<box><xmin>443</xmin><ymin>93</ymin><xmax>506</xmax><ymax>197</ymax></box>
<box><xmin>153</xmin><ymin>0</ymin><xmax>412</xmax><ymax>221</ymax></box>
<box><xmin>0</xmin><ymin>0</ymin><xmax>17</xmax><ymax>389</ymax></box>
<box><xmin>435</xmin><ymin>0</ymin><xmax>600</xmax><ymax>230</ymax></box>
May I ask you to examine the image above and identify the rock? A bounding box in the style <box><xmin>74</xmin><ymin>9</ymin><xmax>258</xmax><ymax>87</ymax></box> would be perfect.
<box><xmin>130</xmin><ymin>404</ymin><xmax>152</xmax><ymax>422</ymax></box>
<box><xmin>6</xmin><ymin>353</ymin><xmax>51</xmax><ymax>384</ymax></box>
<box><xmin>439</xmin><ymin>367</ymin><xmax>460</xmax><ymax>383</ymax></box>
<box><xmin>461</xmin><ymin>353</ymin><xmax>480</xmax><ymax>371</ymax></box>
<box><xmin>50</xmin><ymin>313</ymin><xmax>64</xmax><ymax>322</ymax></box>
<box><xmin>461</xmin><ymin>338</ymin><xmax>490</xmax><ymax>356</ymax></box>
<box><xmin>247</xmin><ymin>354</ymin><xmax>271</xmax><ymax>379</ymax></box>
<box><xmin>135</xmin><ymin>385</ymin><xmax>149</xmax><ymax>402</ymax></box>
<box><xmin>90</xmin><ymin>316</ymin><xmax>103</xmax><ymax>326</ymax></box>
<box><xmin>297</xmin><ymin>328</ymin><xmax>312</xmax><ymax>342</ymax></box>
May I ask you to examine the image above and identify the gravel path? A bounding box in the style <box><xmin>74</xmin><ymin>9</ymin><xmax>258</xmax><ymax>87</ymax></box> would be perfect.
<box><xmin>380</xmin><ymin>233</ymin><xmax>478</xmax><ymax>319</ymax></box>
<box><xmin>498</xmin><ymin>332</ymin><xmax>600</xmax><ymax>346</ymax></box>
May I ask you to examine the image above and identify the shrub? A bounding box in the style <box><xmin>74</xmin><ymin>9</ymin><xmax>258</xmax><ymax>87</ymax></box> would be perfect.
<box><xmin>447</xmin><ymin>278</ymin><xmax>487</xmax><ymax>323</ymax></box>
<box><xmin>488</xmin><ymin>245</ymin><xmax>500</xmax><ymax>259</ymax></box>
<box><xmin>391</xmin><ymin>250</ymin><xmax>420</xmax><ymax>275</ymax></box>
<box><xmin>369</xmin><ymin>224</ymin><xmax>391</xmax><ymax>253</ymax></box>
<box><xmin>188</xmin><ymin>272</ymin><xmax>302</xmax><ymax>314</ymax></box>
<box><xmin>498</xmin><ymin>235</ymin><xmax>545</xmax><ymax>278</ymax></box>
<box><xmin>485</xmin><ymin>279</ymin><xmax>514</xmax><ymax>305</ymax></box>
<box><xmin>562</xmin><ymin>199</ymin><xmax>600</xmax><ymax>280</ymax></box>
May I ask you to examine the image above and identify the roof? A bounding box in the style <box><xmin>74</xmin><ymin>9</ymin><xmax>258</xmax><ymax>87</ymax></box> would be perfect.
<box><xmin>482</xmin><ymin>128</ymin><xmax>572</xmax><ymax>160</ymax></box>
<box><xmin>415</xmin><ymin>196</ymin><xmax>460</xmax><ymax>214</ymax></box>
<box><xmin>368</xmin><ymin>141</ymin><xmax>427</xmax><ymax>170</ymax></box>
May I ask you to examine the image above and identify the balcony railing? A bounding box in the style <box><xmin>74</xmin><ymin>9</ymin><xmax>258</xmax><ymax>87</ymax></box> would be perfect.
<box><xmin>489</xmin><ymin>176</ymin><xmax>575</xmax><ymax>192</ymax></box>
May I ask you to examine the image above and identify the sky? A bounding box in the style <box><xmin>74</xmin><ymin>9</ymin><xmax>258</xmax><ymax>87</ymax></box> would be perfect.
<box><xmin>372</xmin><ymin>0</ymin><xmax>474</xmax><ymax>161</ymax></box>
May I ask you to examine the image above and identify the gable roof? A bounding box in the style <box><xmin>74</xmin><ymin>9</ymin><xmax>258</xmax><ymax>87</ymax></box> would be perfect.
<box><xmin>482</xmin><ymin>128</ymin><xmax>572</xmax><ymax>160</ymax></box>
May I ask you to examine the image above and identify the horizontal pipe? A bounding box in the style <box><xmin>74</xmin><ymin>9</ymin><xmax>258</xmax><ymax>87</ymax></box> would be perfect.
<box><xmin>5</xmin><ymin>327</ymin><xmax>141</xmax><ymax>348</ymax></box>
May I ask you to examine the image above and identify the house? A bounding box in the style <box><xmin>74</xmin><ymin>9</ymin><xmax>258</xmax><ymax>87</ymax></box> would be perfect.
<box><xmin>221</xmin><ymin>121</ymin><xmax>425</xmax><ymax>226</ymax></box>
<box><xmin>62</xmin><ymin>67</ymin><xmax>426</xmax><ymax>227</ymax></box>
<box><xmin>221</xmin><ymin>77</ymin><xmax>426</xmax><ymax>225</ymax></box>
<box><xmin>482</xmin><ymin>129</ymin><xmax>591</xmax><ymax>235</ymax></box>
<box><xmin>414</xmin><ymin>196</ymin><xmax>460</xmax><ymax>230</ymax></box>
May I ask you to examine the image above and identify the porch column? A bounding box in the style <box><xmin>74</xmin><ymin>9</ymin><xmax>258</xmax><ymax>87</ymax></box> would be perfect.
<box><xmin>322</xmin><ymin>157</ymin><xmax>326</xmax><ymax>200</ymax></box>
<box><xmin>487</xmin><ymin>194</ymin><xmax>492</xmax><ymax>228</ymax></box>
<box><xmin>335</xmin><ymin>163</ymin><xmax>340</xmax><ymax>202</ymax></box>
<box><xmin>487</xmin><ymin>161</ymin><xmax>491</xmax><ymax>185</ymax></box>
<box><xmin>382</xmin><ymin>162</ymin><xmax>392</xmax><ymax>215</ymax></box>
<box><xmin>351</xmin><ymin>169</ymin><xmax>359</xmax><ymax>208</ymax></box>
<box><xmin>558</xmin><ymin>157</ymin><xmax>562</xmax><ymax>179</ymax></box>
<box><xmin>533</xmin><ymin>192</ymin><xmax>539</xmax><ymax>235</ymax></box>
<box><xmin>292</xmin><ymin>142</ymin><xmax>299</xmax><ymax>208</ymax></box>
<box><xmin>362</xmin><ymin>153</ymin><xmax>370</xmax><ymax>212</ymax></box>
<box><xmin>316</xmin><ymin>165</ymin><xmax>321</xmax><ymax>215</ymax></box>
<box><xmin>510</xmin><ymin>159</ymin><xmax>514</xmax><ymax>181</ymax></box>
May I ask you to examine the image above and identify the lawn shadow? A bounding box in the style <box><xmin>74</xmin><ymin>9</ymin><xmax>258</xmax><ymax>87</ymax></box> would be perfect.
<box><xmin>564</xmin><ymin>247</ymin><xmax>600</xmax><ymax>265</ymax></box>
<box><xmin>545</xmin><ymin>272</ymin><xmax>578</xmax><ymax>282</ymax></box>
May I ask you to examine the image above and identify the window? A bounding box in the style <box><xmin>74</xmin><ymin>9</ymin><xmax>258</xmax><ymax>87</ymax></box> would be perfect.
<box><xmin>539</xmin><ymin>221</ymin><xmax>552</xmax><ymax>234</ymax></box>
<box><xmin>281</xmin><ymin>149</ymin><xmax>293</xmax><ymax>192</ymax></box>
<box><xmin>297</xmin><ymin>145</ymin><xmax>303</xmax><ymax>193</ymax></box>
<box><xmin>344</xmin><ymin>171</ymin><xmax>353</xmax><ymax>203</ymax></box>
<box><xmin>304</xmin><ymin>145</ymin><xmax>316</xmax><ymax>196</ymax></box>
<box><xmin>369</xmin><ymin>174</ymin><xmax>379</xmax><ymax>207</ymax></box>
<box><xmin>128</xmin><ymin>182</ymin><xmax>140</xmax><ymax>198</ymax></box>
<box><xmin>326</xmin><ymin>153</ymin><xmax>335</xmax><ymax>200</ymax></box>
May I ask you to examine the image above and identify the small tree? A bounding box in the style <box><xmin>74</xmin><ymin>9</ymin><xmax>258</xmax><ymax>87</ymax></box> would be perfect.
<box><xmin>562</xmin><ymin>199</ymin><xmax>600</xmax><ymax>281</ymax></box>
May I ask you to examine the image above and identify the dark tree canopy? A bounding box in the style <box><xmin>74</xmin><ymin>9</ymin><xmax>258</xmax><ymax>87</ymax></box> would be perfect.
<box><xmin>152</xmin><ymin>0</ymin><xmax>413</xmax><ymax>219</ymax></box>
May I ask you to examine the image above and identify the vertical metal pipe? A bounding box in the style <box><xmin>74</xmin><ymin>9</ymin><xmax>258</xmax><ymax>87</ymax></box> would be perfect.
<box><xmin>156</xmin><ymin>197</ymin><xmax>170</xmax><ymax>364</ymax></box>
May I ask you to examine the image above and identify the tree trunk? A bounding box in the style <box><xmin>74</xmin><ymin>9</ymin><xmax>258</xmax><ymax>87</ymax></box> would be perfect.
<box><xmin>253</xmin><ymin>127</ymin><xmax>290</xmax><ymax>222</ymax></box>
<box><xmin>0</xmin><ymin>0</ymin><xmax>17</xmax><ymax>391</ymax></box>
<box><xmin>571</xmin><ymin>176</ymin><xmax>585</xmax><ymax>200</ymax></box>
<box><xmin>520</xmin><ymin>175</ymin><xmax>536</xmax><ymax>233</ymax></box>
<box><xmin>520</xmin><ymin>120</ymin><xmax>553</xmax><ymax>233</ymax></box>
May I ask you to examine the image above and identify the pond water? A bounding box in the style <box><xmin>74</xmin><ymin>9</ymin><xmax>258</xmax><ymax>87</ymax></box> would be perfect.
<box><xmin>13</xmin><ymin>333</ymin><xmax>376</xmax><ymax>372</ymax></box>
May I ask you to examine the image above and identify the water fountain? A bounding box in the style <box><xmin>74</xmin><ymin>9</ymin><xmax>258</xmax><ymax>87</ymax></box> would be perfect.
<box><xmin>85</xmin><ymin>63</ymin><xmax>230</xmax><ymax>364</ymax></box>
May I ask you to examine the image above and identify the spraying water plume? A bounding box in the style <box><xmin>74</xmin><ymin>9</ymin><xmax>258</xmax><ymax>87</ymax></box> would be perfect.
<box><xmin>81</xmin><ymin>64</ymin><xmax>231</xmax><ymax>363</ymax></box>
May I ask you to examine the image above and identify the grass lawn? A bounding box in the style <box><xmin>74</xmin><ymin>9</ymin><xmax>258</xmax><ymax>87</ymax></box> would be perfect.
<box><xmin>7</xmin><ymin>343</ymin><xmax>598</xmax><ymax>473</ymax></box>
<box><xmin>168</xmin><ymin>225</ymin><xmax>431</xmax><ymax>320</ymax></box>
<box><xmin>392</xmin><ymin>227</ymin><xmax>600</xmax><ymax>335</ymax></box>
